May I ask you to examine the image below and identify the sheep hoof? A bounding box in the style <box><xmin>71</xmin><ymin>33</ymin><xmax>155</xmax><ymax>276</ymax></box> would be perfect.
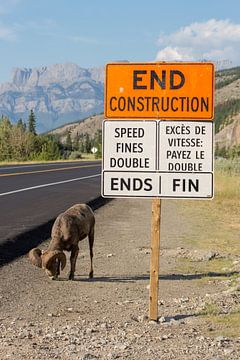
<box><xmin>89</xmin><ymin>271</ymin><xmax>93</xmax><ymax>279</ymax></box>
<box><xmin>68</xmin><ymin>273</ymin><xmax>74</xmax><ymax>281</ymax></box>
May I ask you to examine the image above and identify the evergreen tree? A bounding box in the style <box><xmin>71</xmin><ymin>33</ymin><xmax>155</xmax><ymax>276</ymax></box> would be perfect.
<box><xmin>65</xmin><ymin>131</ymin><xmax>72</xmax><ymax>151</ymax></box>
<box><xmin>79</xmin><ymin>134</ymin><xmax>85</xmax><ymax>152</ymax></box>
<box><xmin>28</xmin><ymin>109</ymin><xmax>37</xmax><ymax>135</ymax></box>
<box><xmin>17</xmin><ymin>118</ymin><xmax>27</xmax><ymax>132</ymax></box>
<box><xmin>0</xmin><ymin>117</ymin><xmax>12</xmax><ymax>160</ymax></box>
<box><xmin>85</xmin><ymin>133</ymin><xmax>92</xmax><ymax>153</ymax></box>
<box><xmin>72</xmin><ymin>133</ymin><xmax>80</xmax><ymax>151</ymax></box>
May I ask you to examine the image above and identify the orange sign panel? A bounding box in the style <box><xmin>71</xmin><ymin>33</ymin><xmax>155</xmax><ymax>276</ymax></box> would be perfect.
<box><xmin>105</xmin><ymin>62</ymin><xmax>214</xmax><ymax>120</ymax></box>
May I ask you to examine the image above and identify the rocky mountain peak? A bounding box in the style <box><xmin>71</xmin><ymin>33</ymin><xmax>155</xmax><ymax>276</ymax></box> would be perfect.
<box><xmin>0</xmin><ymin>62</ymin><xmax>104</xmax><ymax>132</ymax></box>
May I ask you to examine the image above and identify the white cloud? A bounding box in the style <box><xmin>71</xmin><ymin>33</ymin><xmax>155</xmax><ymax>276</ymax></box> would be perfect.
<box><xmin>156</xmin><ymin>19</ymin><xmax>240</xmax><ymax>68</ymax></box>
<box><xmin>0</xmin><ymin>24</ymin><xmax>16</xmax><ymax>41</ymax></box>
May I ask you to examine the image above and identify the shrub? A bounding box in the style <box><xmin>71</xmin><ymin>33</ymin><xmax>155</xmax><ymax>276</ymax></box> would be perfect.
<box><xmin>68</xmin><ymin>151</ymin><xmax>82</xmax><ymax>160</ymax></box>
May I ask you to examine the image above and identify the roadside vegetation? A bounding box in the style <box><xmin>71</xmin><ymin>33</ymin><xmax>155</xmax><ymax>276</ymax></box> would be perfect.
<box><xmin>0</xmin><ymin>111</ymin><xmax>102</xmax><ymax>163</ymax></box>
<box><xmin>174</xmin><ymin>159</ymin><xmax>240</xmax><ymax>337</ymax></box>
<box><xmin>178</xmin><ymin>158</ymin><xmax>240</xmax><ymax>257</ymax></box>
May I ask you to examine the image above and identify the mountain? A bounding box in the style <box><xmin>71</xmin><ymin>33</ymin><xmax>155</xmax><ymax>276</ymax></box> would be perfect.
<box><xmin>215</xmin><ymin>67</ymin><xmax>240</xmax><ymax>149</ymax></box>
<box><xmin>0</xmin><ymin>63</ymin><xmax>104</xmax><ymax>133</ymax></box>
<box><xmin>49</xmin><ymin>113</ymin><xmax>103</xmax><ymax>143</ymax></box>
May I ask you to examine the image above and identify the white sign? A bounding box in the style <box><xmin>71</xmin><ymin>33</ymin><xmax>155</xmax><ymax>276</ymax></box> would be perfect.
<box><xmin>102</xmin><ymin>172</ymin><xmax>213</xmax><ymax>198</ymax></box>
<box><xmin>102</xmin><ymin>120</ymin><xmax>214</xmax><ymax>199</ymax></box>
<box><xmin>103</xmin><ymin>172</ymin><xmax>159</xmax><ymax>197</ymax></box>
<box><xmin>91</xmin><ymin>147</ymin><xmax>98</xmax><ymax>154</ymax></box>
<box><xmin>159</xmin><ymin>121</ymin><xmax>213</xmax><ymax>172</ymax></box>
<box><xmin>159</xmin><ymin>172</ymin><xmax>213</xmax><ymax>198</ymax></box>
<box><xmin>103</xmin><ymin>121</ymin><xmax>157</xmax><ymax>171</ymax></box>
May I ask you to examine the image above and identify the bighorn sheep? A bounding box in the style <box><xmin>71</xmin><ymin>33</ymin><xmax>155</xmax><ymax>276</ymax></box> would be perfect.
<box><xmin>29</xmin><ymin>204</ymin><xmax>95</xmax><ymax>280</ymax></box>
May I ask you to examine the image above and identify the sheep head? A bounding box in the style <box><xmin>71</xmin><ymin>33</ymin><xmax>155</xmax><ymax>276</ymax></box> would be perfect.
<box><xmin>28</xmin><ymin>248</ymin><xmax>66</xmax><ymax>280</ymax></box>
<box><xmin>41</xmin><ymin>250</ymin><xmax>66</xmax><ymax>279</ymax></box>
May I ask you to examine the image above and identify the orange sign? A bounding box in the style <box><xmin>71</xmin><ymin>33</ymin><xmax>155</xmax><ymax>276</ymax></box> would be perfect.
<box><xmin>105</xmin><ymin>62</ymin><xmax>214</xmax><ymax>120</ymax></box>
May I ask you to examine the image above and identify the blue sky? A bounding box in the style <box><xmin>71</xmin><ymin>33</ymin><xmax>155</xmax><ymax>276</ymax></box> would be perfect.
<box><xmin>0</xmin><ymin>0</ymin><xmax>240</xmax><ymax>82</ymax></box>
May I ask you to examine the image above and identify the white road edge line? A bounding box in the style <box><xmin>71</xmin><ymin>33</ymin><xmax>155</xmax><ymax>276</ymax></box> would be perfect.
<box><xmin>0</xmin><ymin>173</ymin><xmax>101</xmax><ymax>197</ymax></box>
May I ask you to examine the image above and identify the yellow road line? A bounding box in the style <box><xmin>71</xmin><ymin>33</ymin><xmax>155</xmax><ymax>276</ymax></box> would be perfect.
<box><xmin>0</xmin><ymin>164</ymin><xmax>101</xmax><ymax>177</ymax></box>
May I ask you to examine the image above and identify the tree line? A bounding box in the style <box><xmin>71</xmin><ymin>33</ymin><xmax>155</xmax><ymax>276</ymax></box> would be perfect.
<box><xmin>215</xmin><ymin>98</ymin><xmax>240</xmax><ymax>134</ymax></box>
<box><xmin>215</xmin><ymin>143</ymin><xmax>240</xmax><ymax>159</ymax></box>
<box><xmin>0</xmin><ymin>110</ymin><xmax>102</xmax><ymax>162</ymax></box>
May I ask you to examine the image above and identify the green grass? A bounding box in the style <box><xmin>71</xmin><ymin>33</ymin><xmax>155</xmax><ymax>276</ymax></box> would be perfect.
<box><xmin>203</xmin><ymin>311</ymin><xmax>240</xmax><ymax>338</ymax></box>
<box><xmin>199</xmin><ymin>302</ymin><xmax>221</xmax><ymax>316</ymax></box>
<box><xmin>175</xmin><ymin>257</ymin><xmax>234</xmax><ymax>276</ymax></box>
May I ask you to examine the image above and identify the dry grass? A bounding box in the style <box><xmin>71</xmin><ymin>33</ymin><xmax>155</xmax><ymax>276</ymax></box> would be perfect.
<box><xmin>174</xmin><ymin>161</ymin><xmax>240</xmax><ymax>337</ymax></box>
<box><xmin>204</xmin><ymin>312</ymin><xmax>240</xmax><ymax>338</ymax></box>
<box><xmin>178</xmin><ymin>167</ymin><xmax>240</xmax><ymax>256</ymax></box>
<box><xmin>0</xmin><ymin>154</ymin><xmax>98</xmax><ymax>166</ymax></box>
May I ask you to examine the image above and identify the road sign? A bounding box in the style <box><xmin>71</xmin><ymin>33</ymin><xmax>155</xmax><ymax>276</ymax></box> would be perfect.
<box><xmin>103</xmin><ymin>61</ymin><xmax>215</xmax><ymax>321</ymax></box>
<box><xmin>105</xmin><ymin>62</ymin><xmax>214</xmax><ymax>120</ymax></box>
<box><xmin>91</xmin><ymin>147</ymin><xmax>98</xmax><ymax>154</ymax></box>
<box><xmin>159</xmin><ymin>121</ymin><xmax>213</xmax><ymax>173</ymax></box>
<box><xmin>103</xmin><ymin>120</ymin><xmax>157</xmax><ymax>171</ymax></box>
<box><xmin>102</xmin><ymin>120</ymin><xmax>214</xmax><ymax>199</ymax></box>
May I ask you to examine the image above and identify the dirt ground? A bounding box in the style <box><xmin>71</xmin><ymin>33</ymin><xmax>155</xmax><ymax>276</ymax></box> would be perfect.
<box><xmin>0</xmin><ymin>199</ymin><xmax>239</xmax><ymax>360</ymax></box>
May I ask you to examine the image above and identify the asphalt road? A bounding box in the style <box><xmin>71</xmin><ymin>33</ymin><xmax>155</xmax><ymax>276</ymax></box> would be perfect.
<box><xmin>0</xmin><ymin>160</ymin><xmax>102</xmax><ymax>261</ymax></box>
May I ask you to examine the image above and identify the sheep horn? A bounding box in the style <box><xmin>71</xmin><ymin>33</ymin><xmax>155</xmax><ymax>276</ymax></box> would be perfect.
<box><xmin>28</xmin><ymin>248</ymin><xmax>42</xmax><ymax>268</ymax></box>
<box><xmin>42</xmin><ymin>250</ymin><xmax>66</xmax><ymax>270</ymax></box>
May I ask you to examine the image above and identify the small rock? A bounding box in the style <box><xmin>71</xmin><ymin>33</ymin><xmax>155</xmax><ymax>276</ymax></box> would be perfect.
<box><xmin>224</xmin><ymin>348</ymin><xmax>234</xmax><ymax>355</ymax></box>
<box><xmin>158</xmin><ymin>316</ymin><xmax>166</xmax><ymax>323</ymax></box>
<box><xmin>108</xmin><ymin>353</ymin><xmax>120</xmax><ymax>359</ymax></box>
<box><xmin>56</xmin><ymin>331</ymin><xmax>64</xmax><ymax>336</ymax></box>
<box><xmin>138</xmin><ymin>314</ymin><xmax>148</xmax><ymax>322</ymax></box>
<box><xmin>115</xmin><ymin>344</ymin><xmax>128</xmax><ymax>351</ymax></box>
<box><xmin>180</xmin><ymin>297</ymin><xmax>190</xmax><ymax>303</ymax></box>
<box><xmin>130</xmin><ymin>315</ymin><xmax>139</xmax><ymax>322</ymax></box>
<box><xmin>161</xmin><ymin>335</ymin><xmax>168</xmax><ymax>340</ymax></box>
<box><xmin>107</xmin><ymin>254</ymin><xmax>114</xmax><ymax>258</ymax></box>
<box><xmin>203</xmin><ymin>251</ymin><xmax>218</xmax><ymax>261</ymax></box>
<box><xmin>82</xmin><ymin>353</ymin><xmax>98</xmax><ymax>359</ymax></box>
<box><xmin>67</xmin><ymin>344</ymin><xmax>77</xmax><ymax>353</ymax></box>
<box><xmin>215</xmin><ymin>336</ymin><xmax>226</xmax><ymax>342</ymax></box>
<box><xmin>67</xmin><ymin>307</ymin><xmax>73</xmax><ymax>312</ymax></box>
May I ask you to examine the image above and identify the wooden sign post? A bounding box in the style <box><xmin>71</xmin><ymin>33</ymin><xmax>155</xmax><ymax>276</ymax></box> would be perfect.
<box><xmin>149</xmin><ymin>199</ymin><xmax>161</xmax><ymax>321</ymax></box>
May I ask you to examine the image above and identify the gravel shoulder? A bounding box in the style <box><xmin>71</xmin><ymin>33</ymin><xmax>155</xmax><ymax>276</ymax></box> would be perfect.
<box><xmin>0</xmin><ymin>198</ymin><xmax>239</xmax><ymax>360</ymax></box>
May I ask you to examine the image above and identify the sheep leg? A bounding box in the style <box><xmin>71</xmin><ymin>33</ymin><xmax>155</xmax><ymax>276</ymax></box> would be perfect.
<box><xmin>68</xmin><ymin>246</ymin><xmax>79</xmax><ymax>280</ymax></box>
<box><xmin>88</xmin><ymin>228</ymin><xmax>94</xmax><ymax>278</ymax></box>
